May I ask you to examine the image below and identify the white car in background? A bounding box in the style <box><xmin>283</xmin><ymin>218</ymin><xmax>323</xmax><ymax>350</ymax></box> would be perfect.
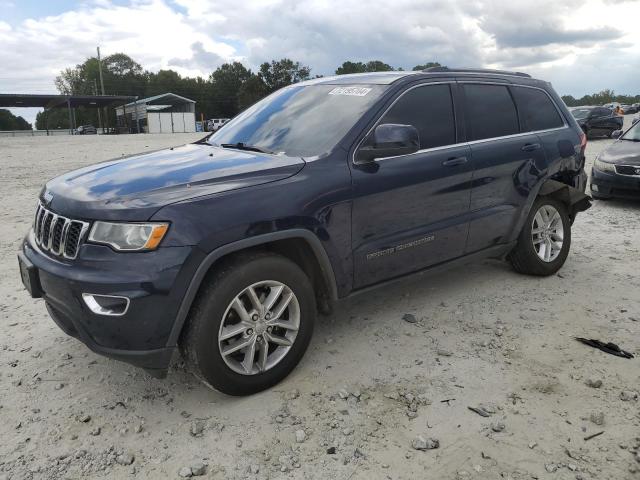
<box><xmin>207</xmin><ymin>118</ymin><xmax>230</xmax><ymax>132</ymax></box>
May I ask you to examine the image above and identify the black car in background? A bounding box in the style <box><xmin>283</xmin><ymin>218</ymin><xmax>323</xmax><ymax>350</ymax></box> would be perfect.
<box><xmin>570</xmin><ymin>106</ymin><xmax>623</xmax><ymax>138</ymax></box>
<box><xmin>591</xmin><ymin>120</ymin><xmax>640</xmax><ymax>199</ymax></box>
<box><xmin>75</xmin><ymin>125</ymin><xmax>97</xmax><ymax>135</ymax></box>
<box><xmin>622</xmin><ymin>104</ymin><xmax>639</xmax><ymax>114</ymax></box>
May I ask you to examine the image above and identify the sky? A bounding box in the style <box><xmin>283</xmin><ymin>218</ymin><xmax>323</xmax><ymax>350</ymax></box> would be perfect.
<box><xmin>1</xmin><ymin>0</ymin><xmax>639</xmax><ymax>126</ymax></box>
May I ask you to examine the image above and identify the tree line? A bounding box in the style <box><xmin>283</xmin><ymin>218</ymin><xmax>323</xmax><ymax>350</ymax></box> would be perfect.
<box><xmin>561</xmin><ymin>89</ymin><xmax>640</xmax><ymax>107</ymax></box>
<box><xmin>0</xmin><ymin>109</ymin><xmax>32</xmax><ymax>130</ymax></box>
<box><xmin>1</xmin><ymin>52</ymin><xmax>635</xmax><ymax>131</ymax></box>
<box><xmin>34</xmin><ymin>55</ymin><xmax>444</xmax><ymax>130</ymax></box>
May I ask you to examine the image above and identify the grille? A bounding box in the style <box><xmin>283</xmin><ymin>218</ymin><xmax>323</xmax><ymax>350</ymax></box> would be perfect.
<box><xmin>33</xmin><ymin>204</ymin><xmax>89</xmax><ymax>259</ymax></box>
<box><xmin>615</xmin><ymin>165</ymin><xmax>640</xmax><ymax>176</ymax></box>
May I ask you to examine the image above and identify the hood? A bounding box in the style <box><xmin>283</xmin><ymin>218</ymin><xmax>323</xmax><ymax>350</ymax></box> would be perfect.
<box><xmin>599</xmin><ymin>140</ymin><xmax>640</xmax><ymax>165</ymax></box>
<box><xmin>43</xmin><ymin>143</ymin><xmax>305</xmax><ymax>221</ymax></box>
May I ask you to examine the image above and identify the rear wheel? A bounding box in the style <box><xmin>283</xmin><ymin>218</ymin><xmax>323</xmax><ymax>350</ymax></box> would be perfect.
<box><xmin>180</xmin><ymin>253</ymin><xmax>316</xmax><ymax>395</ymax></box>
<box><xmin>508</xmin><ymin>197</ymin><xmax>571</xmax><ymax>276</ymax></box>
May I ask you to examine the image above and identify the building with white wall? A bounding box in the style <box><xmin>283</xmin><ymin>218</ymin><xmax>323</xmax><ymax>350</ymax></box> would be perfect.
<box><xmin>116</xmin><ymin>93</ymin><xmax>196</xmax><ymax>134</ymax></box>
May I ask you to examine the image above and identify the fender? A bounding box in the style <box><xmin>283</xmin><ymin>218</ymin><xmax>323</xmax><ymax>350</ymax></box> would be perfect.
<box><xmin>166</xmin><ymin>229</ymin><xmax>338</xmax><ymax>347</ymax></box>
<box><xmin>510</xmin><ymin>177</ymin><xmax>592</xmax><ymax>243</ymax></box>
<box><xmin>537</xmin><ymin>178</ymin><xmax>592</xmax><ymax>219</ymax></box>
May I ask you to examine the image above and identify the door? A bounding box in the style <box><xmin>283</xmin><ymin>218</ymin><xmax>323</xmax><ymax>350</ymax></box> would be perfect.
<box><xmin>461</xmin><ymin>83</ymin><xmax>549</xmax><ymax>253</ymax></box>
<box><xmin>590</xmin><ymin>107</ymin><xmax>616</xmax><ymax>134</ymax></box>
<box><xmin>350</xmin><ymin>83</ymin><xmax>473</xmax><ymax>289</ymax></box>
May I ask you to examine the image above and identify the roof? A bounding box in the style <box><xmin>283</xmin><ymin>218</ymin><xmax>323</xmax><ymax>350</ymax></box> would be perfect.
<box><xmin>0</xmin><ymin>93</ymin><xmax>135</xmax><ymax>109</ymax></box>
<box><xmin>422</xmin><ymin>66</ymin><xmax>531</xmax><ymax>78</ymax></box>
<box><xmin>297</xmin><ymin>67</ymin><xmax>541</xmax><ymax>87</ymax></box>
<box><xmin>123</xmin><ymin>92</ymin><xmax>195</xmax><ymax>107</ymax></box>
<box><xmin>299</xmin><ymin>71</ymin><xmax>419</xmax><ymax>86</ymax></box>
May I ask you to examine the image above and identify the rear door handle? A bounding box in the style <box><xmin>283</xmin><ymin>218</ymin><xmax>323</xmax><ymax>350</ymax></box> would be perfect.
<box><xmin>521</xmin><ymin>143</ymin><xmax>541</xmax><ymax>152</ymax></box>
<box><xmin>442</xmin><ymin>156</ymin><xmax>467</xmax><ymax>167</ymax></box>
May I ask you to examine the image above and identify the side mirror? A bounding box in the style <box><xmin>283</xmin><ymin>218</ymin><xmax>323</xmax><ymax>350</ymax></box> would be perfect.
<box><xmin>611</xmin><ymin>129</ymin><xmax>622</xmax><ymax>138</ymax></box>
<box><xmin>356</xmin><ymin>123</ymin><xmax>419</xmax><ymax>162</ymax></box>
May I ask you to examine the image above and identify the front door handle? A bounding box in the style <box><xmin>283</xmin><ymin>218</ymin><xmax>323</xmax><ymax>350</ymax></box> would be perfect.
<box><xmin>442</xmin><ymin>156</ymin><xmax>468</xmax><ymax>167</ymax></box>
<box><xmin>521</xmin><ymin>143</ymin><xmax>541</xmax><ymax>152</ymax></box>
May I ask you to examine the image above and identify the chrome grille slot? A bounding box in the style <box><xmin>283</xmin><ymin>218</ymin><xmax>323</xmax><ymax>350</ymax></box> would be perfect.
<box><xmin>33</xmin><ymin>203</ymin><xmax>89</xmax><ymax>259</ymax></box>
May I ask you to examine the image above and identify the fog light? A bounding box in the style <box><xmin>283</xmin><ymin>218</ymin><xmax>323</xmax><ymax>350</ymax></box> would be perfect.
<box><xmin>82</xmin><ymin>293</ymin><xmax>130</xmax><ymax>316</ymax></box>
<box><xmin>591</xmin><ymin>184</ymin><xmax>599</xmax><ymax>192</ymax></box>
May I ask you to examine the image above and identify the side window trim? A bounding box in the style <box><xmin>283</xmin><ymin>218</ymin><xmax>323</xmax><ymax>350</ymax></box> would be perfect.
<box><xmin>352</xmin><ymin>81</ymin><xmax>457</xmax><ymax>164</ymax></box>
<box><xmin>352</xmin><ymin>80</ymin><xmax>570</xmax><ymax>164</ymax></box>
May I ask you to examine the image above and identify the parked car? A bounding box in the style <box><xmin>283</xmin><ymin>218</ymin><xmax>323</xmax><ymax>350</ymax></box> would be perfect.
<box><xmin>622</xmin><ymin>104</ymin><xmax>639</xmax><ymax>114</ymax></box>
<box><xmin>18</xmin><ymin>68</ymin><xmax>591</xmax><ymax>395</ymax></box>
<box><xmin>569</xmin><ymin>106</ymin><xmax>624</xmax><ymax>138</ymax></box>
<box><xmin>207</xmin><ymin>118</ymin><xmax>230</xmax><ymax>132</ymax></box>
<box><xmin>75</xmin><ymin>125</ymin><xmax>97</xmax><ymax>135</ymax></box>
<box><xmin>591</xmin><ymin>121</ymin><xmax>640</xmax><ymax>200</ymax></box>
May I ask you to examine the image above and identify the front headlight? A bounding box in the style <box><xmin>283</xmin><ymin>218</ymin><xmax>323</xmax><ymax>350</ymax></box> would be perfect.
<box><xmin>88</xmin><ymin>222</ymin><xmax>169</xmax><ymax>251</ymax></box>
<box><xmin>594</xmin><ymin>158</ymin><xmax>616</xmax><ymax>173</ymax></box>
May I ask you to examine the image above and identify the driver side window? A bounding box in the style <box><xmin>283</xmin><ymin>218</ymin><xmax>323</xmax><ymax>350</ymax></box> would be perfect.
<box><xmin>377</xmin><ymin>84</ymin><xmax>456</xmax><ymax>150</ymax></box>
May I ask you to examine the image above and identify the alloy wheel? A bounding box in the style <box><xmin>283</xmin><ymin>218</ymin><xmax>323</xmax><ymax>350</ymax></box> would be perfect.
<box><xmin>218</xmin><ymin>280</ymin><xmax>300</xmax><ymax>375</ymax></box>
<box><xmin>531</xmin><ymin>204</ymin><xmax>564</xmax><ymax>262</ymax></box>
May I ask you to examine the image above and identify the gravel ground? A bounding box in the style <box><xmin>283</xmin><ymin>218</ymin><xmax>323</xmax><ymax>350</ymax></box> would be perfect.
<box><xmin>1</xmin><ymin>124</ymin><xmax>639</xmax><ymax>480</ymax></box>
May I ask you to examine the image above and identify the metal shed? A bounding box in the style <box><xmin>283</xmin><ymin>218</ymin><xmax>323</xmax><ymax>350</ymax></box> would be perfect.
<box><xmin>116</xmin><ymin>93</ymin><xmax>196</xmax><ymax>134</ymax></box>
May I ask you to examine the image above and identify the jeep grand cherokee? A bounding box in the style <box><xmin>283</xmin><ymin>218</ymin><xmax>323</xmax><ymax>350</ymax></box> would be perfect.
<box><xmin>18</xmin><ymin>67</ymin><xmax>591</xmax><ymax>395</ymax></box>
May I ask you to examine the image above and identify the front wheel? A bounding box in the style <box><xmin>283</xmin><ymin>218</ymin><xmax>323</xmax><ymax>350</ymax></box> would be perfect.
<box><xmin>508</xmin><ymin>197</ymin><xmax>571</xmax><ymax>276</ymax></box>
<box><xmin>180</xmin><ymin>253</ymin><xmax>316</xmax><ymax>395</ymax></box>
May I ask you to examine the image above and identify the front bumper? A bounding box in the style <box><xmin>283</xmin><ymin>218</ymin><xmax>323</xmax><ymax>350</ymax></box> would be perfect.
<box><xmin>20</xmin><ymin>230</ymin><xmax>195</xmax><ymax>376</ymax></box>
<box><xmin>591</xmin><ymin>167</ymin><xmax>640</xmax><ymax>199</ymax></box>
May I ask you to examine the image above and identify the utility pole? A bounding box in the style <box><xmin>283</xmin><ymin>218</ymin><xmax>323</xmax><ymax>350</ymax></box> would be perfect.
<box><xmin>96</xmin><ymin>46</ymin><xmax>105</xmax><ymax>95</ymax></box>
<box><xmin>97</xmin><ymin>46</ymin><xmax>108</xmax><ymax>132</ymax></box>
<box><xmin>93</xmin><ymin>79</ymin><xmax>103</xmax><ymax>134</ymax></box>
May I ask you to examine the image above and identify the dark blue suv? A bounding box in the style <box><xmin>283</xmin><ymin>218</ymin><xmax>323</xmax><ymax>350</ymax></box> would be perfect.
<box><xmin>18</xmin><ymin>68</ymin><xmax>590</xmax><ymax>395</ymax></box>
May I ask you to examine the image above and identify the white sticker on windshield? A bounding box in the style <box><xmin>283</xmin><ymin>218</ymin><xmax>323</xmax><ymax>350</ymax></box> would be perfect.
<box><xmin>328</xmin><ymin>87</ymin><xmax>372</xmax><ymax>97</ymax></box>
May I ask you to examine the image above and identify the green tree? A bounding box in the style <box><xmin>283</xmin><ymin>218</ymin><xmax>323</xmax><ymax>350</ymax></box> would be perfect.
<box><xmin>412</xmin><ymin>62</ymin><xmax>443</xmax><ymax>71</ymax></box>
<box><xmin>335</xmin><ymin>60</ymin><xmax>395</xmax><ymax>75</ymax></box>
<box><xmin>209</xmin><ymin>62</ymin><xmax>254</xmax><ymax>117</ymax></box>
<box><xmin>0</xmin><ymin>109</ymin><xmax>32</xmax><ymax>130</ymax></box>
<box><xmin>364</xmin><ymin>60</ymin><xmax>394</xmax><ymax>72</ymax></box>
<box><xmin>238</xmin><ymin>75</ymin><xmax>268</xmax><ymax>110</ymax></box>
<box><xmin>258</xmin><ymin>58</ymin><xmax>311</xmax><ymax>93</ymax></box>
<box><xmin>335</xmin><ymin>61</ymin><xmax>368</xmax><ymax>75</ymax></box>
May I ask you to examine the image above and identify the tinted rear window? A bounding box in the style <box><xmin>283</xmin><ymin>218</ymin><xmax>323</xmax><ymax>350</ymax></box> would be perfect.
<box><xmin>463</xmin><ymin>84</ymin><xmax>519</xmax><ymax>141</ymax></box>
<box><xmin>379</xmin><ymin>84</ymin><xmax>456</xmax><ymax>149</ymax></box>
<box><xmin>511</xmin><ymin>87</ymin><xmax>564</xmax><ymax>131</ymax></box>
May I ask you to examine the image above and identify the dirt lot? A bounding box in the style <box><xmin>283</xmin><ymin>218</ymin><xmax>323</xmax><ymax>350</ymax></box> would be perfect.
<box><xmin>1</xmin><ymin>126</ymin><xmax>639</xmax><ymax>480</ymax></box>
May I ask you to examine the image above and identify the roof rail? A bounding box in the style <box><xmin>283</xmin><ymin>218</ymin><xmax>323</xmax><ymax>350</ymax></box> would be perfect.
<box><xmin>422</xmin><ymin>66</ymin><xmax>531</xmax><ymax>78</ymax></box>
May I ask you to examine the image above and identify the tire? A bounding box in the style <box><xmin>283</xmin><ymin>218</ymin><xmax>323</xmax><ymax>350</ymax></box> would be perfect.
<box><xmin>508</xmin><ymin>197</ymin><xmax>571</xmax><ymax>276</ymax></box>
<box><xmin>180</xmin><ymin>252</ymin><xmax>316</xmax><ymax>395</ymax></box>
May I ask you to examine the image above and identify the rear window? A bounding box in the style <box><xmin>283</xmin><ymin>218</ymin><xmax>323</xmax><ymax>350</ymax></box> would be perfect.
<box><xmin>463</xmin><ymin>84</ymin><xmax>519</xmax><ymax>141</ymax></box>
<box><xmin>511</xmin><ymin>87</ymin><xmax>564</xmax><ymax>131</ymax></box>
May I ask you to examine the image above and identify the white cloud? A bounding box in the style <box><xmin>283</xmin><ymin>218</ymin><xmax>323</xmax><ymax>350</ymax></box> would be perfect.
<box><xmin>2</xmin><ymin>0</ymin><xmax>640</xmax><ymax>125</ymax></box>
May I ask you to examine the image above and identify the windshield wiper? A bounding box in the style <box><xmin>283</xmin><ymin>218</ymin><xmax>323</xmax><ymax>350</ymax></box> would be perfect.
<box><xmin>220</xmin><ymin>142</ymin><xmax>274</xmax><ymax>154</ymax></box>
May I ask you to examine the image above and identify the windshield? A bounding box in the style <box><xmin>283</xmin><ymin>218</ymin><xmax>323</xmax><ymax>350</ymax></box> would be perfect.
<box><xmin>620</xmin><ymin>121</ymin><xmax>640</xmax><ymax>141</ymax></box>
<box><xmin>207</xmin><ymin>84</ymin><xmax>387</xmax><ymax>157</ymax></box>
<box><xmin>570</xmin><ymin>108</ymin><xmax>591</xmax><ymax>120</ymax></box>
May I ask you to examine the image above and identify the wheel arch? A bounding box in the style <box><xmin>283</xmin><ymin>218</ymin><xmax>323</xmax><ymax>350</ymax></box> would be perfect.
<box><xmin>167</xmin><ymin>229</ymin><xmax>338</xmax><ymax>347</ymax></box>
<box><xmin>537</xmin><ymin>178</ymin><xmax>592</xmax><ymax>223</ymax></box>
